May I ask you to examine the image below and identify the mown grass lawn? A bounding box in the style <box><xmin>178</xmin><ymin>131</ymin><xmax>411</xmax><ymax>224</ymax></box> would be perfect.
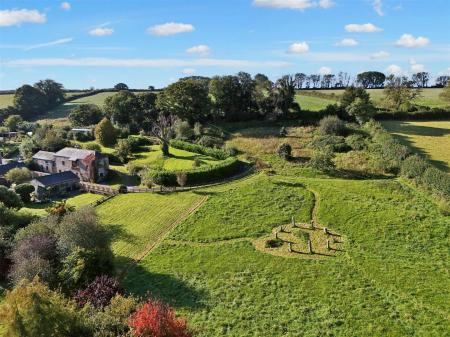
<box><xmin>295</xmin><ymin>92</ymin><xmax>337</xmax><ymax>111</ymax></box>
<box><xmin>21</xmin><ymin>192</ymin><xmax>103</xmax><ymax>216</ymax></box>
<box><xmin>381</xmin><ymin>120</ymin><xmax>450</xmax><ymax>172</ymax></box>
<box><xmin>123</xmin><ymin>176</ymin><xmax>450</xmax><ymax>337</ymax></box>
<box><xmin>96</xmin><ymin>192</ymin><xmax>204</xmax><ymax>272</ymax></box>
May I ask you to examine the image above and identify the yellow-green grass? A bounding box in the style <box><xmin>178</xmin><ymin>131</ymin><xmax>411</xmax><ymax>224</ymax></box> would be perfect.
<box><xmin>96</xmin><ymin>192</ymin><xmax>203</xmax><ymax>271</ymax></box>
<box><xmin>381</xmin><ymin>120</ymin><xmax>450</xmax><ymax>172</ymax></box>
<box><xmin>130</xmin><ymin>145</ymin><xmax>224</xmax><ymax>171</ymax></box>
<box><xmin>0</xmin><ymin>93</ymin><xmax>14</xmax><ymax>108</ymax></box>
<box><xmin>21</xmin><ymin>192</ymin><xmax>103</xmax><ymax>216</ymax></box>
<box><xmin>295</xmin><ymin>92</ymin><xmax>337</xmax><ymax>111</ymax></box>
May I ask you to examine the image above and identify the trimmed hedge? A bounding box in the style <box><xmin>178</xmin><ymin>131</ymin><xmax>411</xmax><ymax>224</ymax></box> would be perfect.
<box><xmin>146</xmin><ymin>157</ymin><xmax>241</xmax><ymax>186</ymax></box>
<box><xmin>170</xmin><ymin>140</ymin><xmax>230</xmax><ymax>160</ymax></box>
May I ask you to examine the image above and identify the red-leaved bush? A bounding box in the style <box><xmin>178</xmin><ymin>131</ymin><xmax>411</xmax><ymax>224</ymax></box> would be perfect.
<box><xmin>74</xmin><ymin>275</ymin><xmax>122</xmax><ymax>308</ymax></box>
<box><xmin>128</xmin><ymin>298</ymin><xmax>192</xmax><ymax>337</ymax></box>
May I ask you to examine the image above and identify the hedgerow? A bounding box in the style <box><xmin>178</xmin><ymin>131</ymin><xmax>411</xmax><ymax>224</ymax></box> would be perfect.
<box><xmin>170</xmin><ymin>139</ymin><xmax>230</xmax><ymax>160</ymax></box>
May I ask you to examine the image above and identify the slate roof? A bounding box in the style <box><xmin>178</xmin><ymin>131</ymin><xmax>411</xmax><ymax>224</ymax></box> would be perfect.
<box><xmin>33</xmin><ymin>151</ymin><xmax>56</xmax><ymax>161</ymax></box>
<box><xmin>0</xmin><ymin>161</ymin><xmax>26</xmax><ymax>176</ymax></box>
<box><xmin>55</xmin><ymin>147</ymin><xmax>96</xmax><ymax>161</ymax></box>
<box><xmin>33</xmin><ymin>171</ymin><xmax>79</xmax><ymax>187</ymax></box>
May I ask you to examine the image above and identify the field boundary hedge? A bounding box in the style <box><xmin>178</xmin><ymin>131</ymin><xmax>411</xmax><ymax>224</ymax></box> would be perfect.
<box><xmin>170</xmin><ymin>139</ymin><xmax>230</xmax><ymax>160</ymax></box>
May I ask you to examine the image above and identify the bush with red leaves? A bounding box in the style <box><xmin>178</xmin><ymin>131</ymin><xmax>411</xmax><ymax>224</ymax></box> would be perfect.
<box><xmin>128</xmin><ymin>298</ymin><xmax>192</xmax><ymax>337</ymax></box>
<box><xmin>74</xmin><ymin>275</ymin><xmax>122</xmax><ymax>308</ymax></box>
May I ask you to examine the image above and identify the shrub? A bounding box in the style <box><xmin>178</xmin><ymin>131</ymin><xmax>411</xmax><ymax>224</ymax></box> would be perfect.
<box><xmin>265</xmin><ymin>238</ymin><xmax>283</xmax><ymax>248</ymax></box>
<box><xmin>309</xmin><ymin>150</ymin><xmax>335</xmax><ymax>171</ymax></box>
<box><xmin>225</xmin><ymin>145</ymin><xmax>238</xmax><ymax>157</ymax></box>
<box><xmin>345</xmin><ymin>134</ymin><xmax>367</xmax><ymax>151</ymax></box>
<box><xmin>174</xmin><ymin>119</ymin><xmax>194</xmax><ymax>140</ymax></box>
<box><xmin>170</xmin><ymin>139</ymin><xmax>230</xmax><ymax>160</ymax></box>
<box><xmin>197</xmin><ymin>135</ymin><xmax>223</xmax><ymax>148</ymax></box>
<box><xmin>5</xmin><ymin>167</ymin><xmax>32</xmax><ymax>184</ymax></box>
<box><xmin>277</xmin><ymin>143</ymin><xmax>292</xmax><ymax>160</ymax></box>
<box><xmin>14</xmin><ymin>183</ymin><xmax>35</xmax><ymax>203</ymax></box>
<box><xmin>192</xmin><ymin>158</ymin><xmax>201</xmax><ymax>168</ymax></box>
<box><xmin>0</xmin><ymin>279</ymin><xmax>90</xmax><ymax>336</ymax></box>
<box><xmin>345</xmin><ymin>98</ymin><xmax>376</xmax><ymax>124</ymax></box>
<box><xmin>46</xmin><ymin>200</ymin><xmax>75</xmax><ymax>217</ymax></box>
<box><xmin>400</xmin><ymin>155</ymin><xmax>428</xmax><ymax>180</ymax></box>
<box><xmin>75</xmin><ymin>275</ymin><xmax>122</xmax><ymax>308</ymax></box>
<box><xmin>0</xmin><ymin>185</ymin><xmax>23</xmax><ymax>209</ymax></box>
<box><xmin>420</xmin><ymin>167</ymin><xmax>450</xmax><ymax>199</ymax></box>
<box><xmin>279</xmin><ymin>126</ymin><xmax>287</xmax><ymax>137</ymax></box>
<box><xmin>82</xmin><ymin>142</ymin><xmax>102</xmax><ymax>151</ymax></box>
<box><xmin>319</xmin><ymin>115</ymin><xmax>346</xmax><ymax>136</ymax></box>
<box><xmin>310</xmin><ymin>135</ymin><xmax>349</xmax><ymax>153</ymax></box>
<box><xmin>69</xmin><ymin>104</ymin><xmax>103</xmax><ymax>127</ymax></box>
<box><xmin>128</xmin><ymin>298</ymin><xmax>192</xmax><ymax>337</ymax></box>
<box><xmin>95</xmin><ymin>118</ymin><xmax>117</xmax><ymax>146</ymax></box>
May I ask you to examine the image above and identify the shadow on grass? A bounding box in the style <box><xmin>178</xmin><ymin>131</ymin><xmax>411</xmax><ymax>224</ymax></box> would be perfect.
<box><xmin>326</xmin><ymin>169</ymin><xmax>391</xmax><ymax>180</ymax></box>
<box><xmin>105</xmin><ymin>223</ymin><xmax>137</xmax><ymax>244</ymax></box>
<box><xmin>118</xmin><ymin>256</ymin><xmax>208</xmax><ymax>310</ymax></box>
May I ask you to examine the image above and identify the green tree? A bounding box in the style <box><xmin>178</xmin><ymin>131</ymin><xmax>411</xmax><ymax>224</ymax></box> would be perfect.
<box><xmin>356</xmin><ymin>71</ymin><xmax>386</xmax><ymax>88</ymax></box>
<box><xmin>5</xmin><ymin>167</ymin><xmax>32</xmax><ymax>185</ymax></box>
<box><xmin>3</xmin><ymin>114</ymin><xmax>23</xmax><ymax>131</ymax></box>
<box><xmin>14</xmin><ymin>183</ymin><xmax>35</xmax><ymax>203</ymax></box>
<box><xmin>34</xmin><ymin>79</ymin><xmax>65</xmax><ymax>108</ymax></box>
<box><xmin>0</xmin><ymin>279</ymin><xmax>90</xmax><ymax>337</ymax></box>
<box><xmin>340</xmin><ymin>86</ymin><xmax>371</xmax><ymax>108</ymax></box>
<box><xmin>69</xmin><ymin>104</ymin><xmax>103</xmax><ymax>126</ymax></box>
<box><xmin>345</xmin><ymin>98</ymin><xmax>376</xmax><ymax>124</ymax></box>
<box><xmin>95</xmin><ymin>118</ymin><xmax>117</xmax><ymax>146</ymax></box>
<box><xmin>149</xmin><ymin>114</ymin><xmax>175</xmax><ymax>156</ymax></box>
<box><xmin>114</xmin><ymin>83</ymin><xmax>129</xmax><ymax>90</ymax></box>
<box><xmin>19</xmin><ymin>137</ymin><xmax>38</xmax><ymax>160</ymax></box>
<box><xmin>104</xmin><ymin>91</ymin><xmax>140</xmax><ymax>128</ymax></box>
<box><xmin>0</xmin><ymin>185</ymin><xmax>23</xmax><ymax>209</ymax></box>
<box><xmin>13</xmin><ymin>84</ymin><xmax>47</xmax><ymax>119</ymax></box>
<box><xmin>115</xmin><ymin>139</ymin><xmax>132</xmax><ymax>163</ymax></box>
<box><xmin>439</xmin><ymin>82</ymin><xmax>450</xmax><ymax>102</ymax></box>
<box><xmin>383</xmin><ymin>75</ymin><xmax>421</xmax><ymax>111</ymax></box>
<box><xmin>156</xmin><ymin>78</ymin><xmax>210</xmax><ymax>123</ymax></box>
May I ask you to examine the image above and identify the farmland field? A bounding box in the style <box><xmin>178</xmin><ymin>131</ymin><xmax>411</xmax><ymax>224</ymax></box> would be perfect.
<box><xmin>94</xmin><ymin>123</ymin><xmax>450</xmax><ymax>336</ymax></box>
<box><xmin>0</xmin><ymin>93</ymin><xmax>14</xmax><ymax>108</ymax></box>
<box><xmin>382</xmin><ymin>120</ymin><xmax>450</xmax><ymax>172</ymax></box>
<box><xmin>295</xmin><ymin>88</ymin><xmax>448</xmax><ymax>110</ymax></box>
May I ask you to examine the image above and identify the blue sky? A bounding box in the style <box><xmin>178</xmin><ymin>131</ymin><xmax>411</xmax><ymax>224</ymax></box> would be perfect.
<box><xmin>1</xmin><ymin>0</ymin><xmax>449</xmax><ymax>89</ymax></box>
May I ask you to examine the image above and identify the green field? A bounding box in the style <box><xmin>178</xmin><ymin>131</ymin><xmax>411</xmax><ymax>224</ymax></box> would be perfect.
<box><xmin>382</xmin><ymin>120</ymin><xmax>450</xmax><ymax>172</ymax></box>
<box><xmin>0</xmin><ymin>93</ymin><xmax>14</xmax><ymax>108</ymax></box>
<box><xmin>89</xmin><ymin>123</ymin><xmax>450</xmax><ymax>336</ymax></box>
<box><xmin>295</xmin><ymin>88</ymin><xmax>449</xmax><ymax>111</ymax></box>
<box><xmin>21</xmin><ymin>192</ymin><xmax>103</xmax><ymax>216</ymax></box>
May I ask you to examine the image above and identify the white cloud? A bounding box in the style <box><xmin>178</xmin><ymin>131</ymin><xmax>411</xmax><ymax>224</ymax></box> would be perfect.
<box><xmin>60</xmin><ymin>2</ymin><xmax>71</xmax><ymax>11</ymax></box>
<box><xmin>345</xmin><ymin>23</ymin><xmax>382</xmax><ymax>33</ymax></box>
<box><xmin>335</xmin><ymin>38</ymin><xmax>358</xmax><ymax>46</ymax></box>
<box><xmin>319</xmin><ymin>0</ymin><xmax>335</xmax><ymax>9</ymax></box>
<box><xmin>396</xmin><ymin>34</ymin><xmax>429</xmax><ymax>48</ymax></box>
<box><xmin>287</xmin><ymin>41</ymin><xmax>309</xmax><ymax>54</ymax></box>
<box><xmin>370</xmin><ymin>51</ymin><xmax>389</xmax><ymax>59</ymax></box>
<box><xmin>2</xmin><ymin>57</ymin><xmax>292</xmax><ymax>68</ymax></box>
<box><xmin>89</xmin><ymin>27</ymin><xmax>114</xmax><ymax>36</ymax></box>
<box><xmin>148</xmin><ymin>22</ymin><xmax>194</xmax><ymax>36</ymax></box>
<box><xmin>373</xmin><ymin>0</ymin><xmax>383</xmax><ymax>16</ymax></box>
<box><xmin>318</xmin><ymin>66</ymin><xmax>332</xmax><ymax>75</ymax></box>
<box><xmin>25</xmin><ymin>37</ymin><xmax>73</xmax><ymax>50</ymax></box>
<box><xmin>182</xmin><ymin>68</ymin><xmax>196</xmax><ymax>75</ymax></box>
<box><xmin>385</xmin><ymin>64</ymin><xmax>403</xmax><ymax>76</ymax></box>
<box><xmin>0</xmin><ymin>9</ymin><xmax>46</xmax><ymax>26</ymax></box>
<box><xmin>409</xmin><ymin>59</ymin><xmax>425</xmax><ymax>72</ymax></box>
<box><xmin>252</xmin><ymin>0</ymin><xmax>334</xmax><ymax>10</ymax></box>
<box><xmin>186</xmin><ymin>45</ymin><xmax>211</xmax><ymax>56</ymax></box>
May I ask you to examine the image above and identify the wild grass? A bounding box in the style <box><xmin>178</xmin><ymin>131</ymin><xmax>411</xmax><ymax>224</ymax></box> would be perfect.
<box><xmin>381</xmin><ymin>120</ymin><xmax>450</xmax><ymax>172</ymax></box>
<box><xmin>0</xmin><ymin>94</ymin><xmax>14</xmax><ymax>108</ymax></box>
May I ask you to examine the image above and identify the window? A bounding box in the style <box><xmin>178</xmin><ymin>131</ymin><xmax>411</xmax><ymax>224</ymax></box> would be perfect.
<box><xmin>62</xmin><ymin>161</ymin><xmax>65</xmax><ymax>165</ymax></box>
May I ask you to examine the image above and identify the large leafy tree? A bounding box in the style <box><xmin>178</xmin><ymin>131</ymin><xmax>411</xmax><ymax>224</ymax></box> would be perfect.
<box><xmin>356</xmin><ymin>71</ymin><xmax>386</xmax><ymax>88</ymax></box>
<box><xmin>340</xmin><ymin>86</ymin><xmax>371</xmax><ymax>108</ymax></box>
<box><xmin>411</xmin><ymin>72</ymin><xmax>430</xmax><ymax>88</ymax></box>
<box><xmin>13</xmin><ymin>84</ymin><xmax>47</xmax><ymax>119</ymax></box>
<box><xmin>273</xmin><ymin>75</ymin><xmax>298</xmax><ymax>118</ymax></box>
<box><xmin>69</xmin><ymin>104</ymin><xmax>103</xmax><ymax>126</ymax></box>
<box><xmin>104</xmin><ymin>91</ymin><xmax>140</xmax><ymax>127</ymax></box>
<box><xmin>439</xmin><ymin>81</ymin><xmax>450</xmax><ymax>102</ymax></box>
<box><xmin>95</xmin><ymin>117</ymin><xmax>118</xmax><ymax>146</ymax></box>
<box><xmin>383</xmin><ymin>75</ymin><xmax>421</xmax><ymax>111</ymax></box>
<box><xmin>156</xmin><ymin>78</ymin><xmax>210</xmax><ymax>123</ymax></box>
<box><xmin>114</xmin><ymin>82</ymin><xmax>129</xmax><ymax>90</ymax></box>
<box><xmin>34</xmin><ymin>79</ymin><xmax>65</xmax><ymax>108</ymax></box>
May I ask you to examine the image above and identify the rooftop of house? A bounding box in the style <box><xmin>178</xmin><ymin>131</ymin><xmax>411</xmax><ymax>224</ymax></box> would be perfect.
<box><xmin>32</xmin><ymin>150</ymin><xmax>55</xmax><ymax>161</ymax></box>
<box><xmin>55</xmin><ymin>147</ymin><xmax>96</xmax><ymax>161</ymax></box>
<box><xmin>33</xmin><ymin>171</ymin><xmax>79</xmax><ymax>187</ymax></box>
<box><xmin>0</xmin><ymin>161</ymin><xmax>26</xmax><ymax>176</ymax></box>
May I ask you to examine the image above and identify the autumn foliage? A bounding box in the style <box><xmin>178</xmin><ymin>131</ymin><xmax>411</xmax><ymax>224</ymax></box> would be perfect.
<box><xmin>128</xmin><ymin>298</ymin><xmax>192</xmax><ymax>337</ymax></box>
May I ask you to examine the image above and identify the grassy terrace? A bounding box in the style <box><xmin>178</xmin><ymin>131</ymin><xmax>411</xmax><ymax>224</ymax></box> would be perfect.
<box><xmin>382</xmin><ymin>120</ymin><xmax>450</xmax><ymax>172</ymax></box>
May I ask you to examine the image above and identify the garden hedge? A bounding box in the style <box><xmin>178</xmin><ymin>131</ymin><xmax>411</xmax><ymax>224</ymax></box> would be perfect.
<box><xmin>170</xmin><ymin>140</ymin><xmax>230</xmax><ymax>160</ymax></box>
